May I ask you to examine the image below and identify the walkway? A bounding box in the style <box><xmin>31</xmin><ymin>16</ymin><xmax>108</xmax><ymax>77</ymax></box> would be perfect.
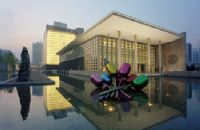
<box><xmin>0</xmin><ymin>71</ymin><xmax>55</xmax><ymax>87</ymax></box>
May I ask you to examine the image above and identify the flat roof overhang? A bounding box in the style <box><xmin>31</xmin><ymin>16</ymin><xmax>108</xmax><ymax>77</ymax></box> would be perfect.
<box><xmin>58</xmin><ymin>11</ymin><xmax>182</xmax><ymax>55</ymax></box>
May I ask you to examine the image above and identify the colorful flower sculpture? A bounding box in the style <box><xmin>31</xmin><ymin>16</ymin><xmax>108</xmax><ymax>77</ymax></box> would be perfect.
<box><xmin>90</xmin><ymin>63</ymin><xmax>149</xmax><ymax>101</ymax></box>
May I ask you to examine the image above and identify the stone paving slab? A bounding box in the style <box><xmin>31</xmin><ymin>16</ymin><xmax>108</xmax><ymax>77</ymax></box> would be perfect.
<box><xmin>0</xmin><ymin>71</ymin><xmax>55</xmax><ymax>87</ymax></box>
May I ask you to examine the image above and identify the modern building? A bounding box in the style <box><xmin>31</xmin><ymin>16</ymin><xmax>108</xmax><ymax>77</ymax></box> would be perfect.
<box><xmin>42</xmin><ymin>22</ymin><xmax>84</xmax><ymax>70</ymax></box>
<box><xmin>57</xmin><ymin>12</ymin><xmax>186</xmax><ymax>73</ymax></box>
<box><xmin>186</xmin><ymin>43</ymin><xmax>192</xmax><ymax>65</ymax></box>
<box><xmin>32</xmin><ymin>42</ymin><xmax>43</xmax><ymax>65</ymax></box>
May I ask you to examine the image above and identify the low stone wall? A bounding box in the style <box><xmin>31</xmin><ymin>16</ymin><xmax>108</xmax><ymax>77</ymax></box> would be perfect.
<box><xmin>163</xmin><ymin>71</ymin><xmax>200</xmax><ymax>77</ymax></box>
<box><xmin>67</xmin><ymin>70</ymin><xmax>200</xmax><ymax>78</ymax></box>
<box><xmin>67</xmin><ymin>70</ymin><xmax>161</xmax><ymax>77</ymax></box>
<box><xmin>68</xmin><ymin>70</ymin><xmax>100</xmax><ymax>77</ymax></box>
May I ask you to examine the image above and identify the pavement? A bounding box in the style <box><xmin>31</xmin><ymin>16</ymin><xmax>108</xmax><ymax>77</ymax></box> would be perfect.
<box><xmin>0</xmin><ymin>71</ymin><xmax>55</xmax><ymax>87</ymax></box>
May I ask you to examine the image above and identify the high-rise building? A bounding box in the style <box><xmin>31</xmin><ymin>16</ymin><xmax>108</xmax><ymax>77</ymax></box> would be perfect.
<box><xmin>192</xmin><ymin>48</ymin><xmax>200</xmax><ymax>65</ymax></box>
<box><xmin>32</xmin><ymin>42</ymin><xmax>43</xmax><ymax>65</ymax></box>
<box><xmin>186</xmin><ymin>43</ymin><xmax>192</xmax><ymax>65</ymax></box>
<box><xmin>43</xmin><ymin>22</ymin><xmax>84</xmax><ymax>70</ymax></box>
<box><xmin>191</xmin><ymin>40</ymin><xmax>200</xmax><ymax>65</ymax></box>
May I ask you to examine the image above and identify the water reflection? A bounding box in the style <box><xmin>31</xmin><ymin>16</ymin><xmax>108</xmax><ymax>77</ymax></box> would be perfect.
<box><xmin>43</xmin><ymin>76</ymin><xmax>75</xmax><ymax>119</ymax></box>
<box><xmin>90</xmin><ymin>88</ymin><xmax>148</xmax><ymax>113</ymax></box>
<box><xmin>58</xmin><ymin>75</ymin><xmax>188</xmax><ymax>130</ymax></box>
<box><xmin>0</xmin><ymin>73</ymin><xmax>15</xmax><ymax>93</ymax></box>
<box><xmin>32</xmin><ymin>86</ymin><xmax>43</xmax><ymax>96</ymax></box>
<box><xmin>0</xmin><ymin>87</ymin><xmax>14</xmax><ymax>93</ymax></box>
<box><xmin>0</xmin><ymin>73</ymin><xmax>96</xmax><ymax>130</ymax></box>
<box><xmin>1</xmin><ymin>72</ymin><xmax>200</xmax><ymax>130</ymax></box>
<box><xmin>16</xmin><ymin>86</ymin><xmax>31</xmax><ymax>121</ymax></box>
<box><xmin>0</xmin><ymin>73</ymin><xmax>15</xmax><ymax>82</ymax></box>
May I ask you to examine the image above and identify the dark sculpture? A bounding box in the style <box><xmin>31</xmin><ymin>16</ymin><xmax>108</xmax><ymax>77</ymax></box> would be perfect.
<box><xmin>18</xmin><ymin>47</ymin><xmax>31</xmax><ymax>81</ymax></box>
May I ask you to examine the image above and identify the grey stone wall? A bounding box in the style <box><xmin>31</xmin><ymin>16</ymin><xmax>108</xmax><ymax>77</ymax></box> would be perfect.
<box><xmin>161</xmin><ymin>38</ymin><xmax>186</xmax><ymax>71</ymax></box>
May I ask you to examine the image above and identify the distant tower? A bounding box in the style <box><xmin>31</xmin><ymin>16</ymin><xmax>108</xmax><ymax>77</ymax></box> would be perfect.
<box><xmin>32</xmin><ymin>42</ymin><xmax>43</xmax><ymax>65</ymax></box>
<box><xmin>191</xmin><ymin>40</ymin><xmax>200</xmax><ymax>65</ymax></box>
<box><xmin>42</xmin><ymin>22</ymin><xmax>84</xmax><ymax>70</ymax></box>
<box><xmin>186</xmin><ymin>43</ymin><xmax>192</xmax><ymax>65</ymax></box>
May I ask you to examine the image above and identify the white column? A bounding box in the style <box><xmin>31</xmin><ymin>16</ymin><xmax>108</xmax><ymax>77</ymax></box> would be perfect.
<box><xmin>158</xmin><ymin>41</ymin><xmax>162</xmax><ymax>73</ymax></box>
<box><xmin>134</xmin><ymin>35</ymin><xmax>138</xmax><ymax>73</ymax></box>
<box><xmin>97</xmin><ymin>37</ymin><xmax>100</xmax><ymax>71</ymax></box>
<box><xmin>147</xmin><ymin>38</ymin><xmax>151</xmax><ymax>73</ymax></box>
<box><xmin>117</xmin><ymin>31</ymin><xmax>121</xmax><ymax>67</ymax></box>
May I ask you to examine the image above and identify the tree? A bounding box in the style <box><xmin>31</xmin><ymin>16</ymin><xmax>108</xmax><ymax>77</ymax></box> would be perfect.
<box><xmin>4</xmin><ymin>52</ymin><xmax>17</xmax><ymax>65</ymax></box>
<box><xmin>0</xmin><ymin>51</ymin><xmax>17</xmax><ymax>72</ymax></box>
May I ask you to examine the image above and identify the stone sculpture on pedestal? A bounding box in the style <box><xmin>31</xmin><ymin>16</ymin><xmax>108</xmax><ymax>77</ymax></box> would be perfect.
<box><xmin>18</xmin><ymin>47</ymin><xmax>31</xmax><ymax>81</ymax></box>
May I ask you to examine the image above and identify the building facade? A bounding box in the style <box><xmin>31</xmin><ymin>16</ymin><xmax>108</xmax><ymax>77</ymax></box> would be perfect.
<box><xmin>42</xmin><ymin>22</ymin><xmax>84</xmax><ymax>70</ymax></box>
<box><xmin>32</xmin><ymin>42</ymin><xmax>43</xmax><ymax>65</ymax></box>
<box><xmin>57</xmin><ymin>12</ymin><xmax>186</xmax><ymax>73</ymax></box>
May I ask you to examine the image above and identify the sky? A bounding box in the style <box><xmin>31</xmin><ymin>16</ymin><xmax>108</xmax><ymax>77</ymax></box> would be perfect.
<box><xmin>0</xmin><ymin>0</ymin><xmax>200</xmax><ymax>59</ymax></box>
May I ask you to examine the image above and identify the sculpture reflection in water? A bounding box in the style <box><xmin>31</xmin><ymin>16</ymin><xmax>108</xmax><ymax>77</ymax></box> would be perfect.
<box><xmin>90</xmin><ymin>88</ymin><xmax>148</xmax><ymax>115</ymax></box>
<box><xmin>17</xmin><ymin>86</ymin><xmax>31</xmax><ymax>121</ymax></box>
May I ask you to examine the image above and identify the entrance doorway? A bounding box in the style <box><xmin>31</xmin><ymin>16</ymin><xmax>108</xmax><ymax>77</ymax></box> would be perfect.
<box><xmin>138</xmin><ymin>64</ymin><xmax>146</xmax><ymax>73</ymax></box>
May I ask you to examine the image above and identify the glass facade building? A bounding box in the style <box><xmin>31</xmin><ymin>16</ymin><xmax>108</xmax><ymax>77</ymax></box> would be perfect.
<box><xmin>59</xmin><ymin>35</ymin><xmax>156</xmax><ymax>73</ymax></box>
<box><xmin>57</xmin><ymin>12</ymin><xmax>186</xmax><ymax>73</ymax></box>
<box><xmin>43</xmin><ymin>22</ymin><xmax>84</xmax><ymax>69</ymax></box>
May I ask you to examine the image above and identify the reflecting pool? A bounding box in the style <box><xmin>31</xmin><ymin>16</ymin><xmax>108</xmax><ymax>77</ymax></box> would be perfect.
<box><xmin>0</xmin><ymin>72</ymin><xmax>200</xmax><ymax>130</ymax></box>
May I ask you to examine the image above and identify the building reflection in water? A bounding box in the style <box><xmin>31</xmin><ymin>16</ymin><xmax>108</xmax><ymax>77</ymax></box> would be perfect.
<box><xmin>16</xmin><ymin>86</ymin><xmax>31</xmax><ymax>121</ymax></box>
<box><xmin>161</xmin><ymin>78</ymin><xmax>186</xmax><ymax>116</ymax></box>
<box><xmin>58</xmin><ymin>75</ymin><xmax>106</xmax><ymax>115</ymax></box>
<box><xmin>0</xmin><ymin>73</ymin><xmax>15</xmax><ymax>93</ymax></box>
<box><xmin>58</xmin><ymin>75</ymin><xmax>188</xmax><ymax>130</ymax></box>
<box><xmin>32</xmin><ymin>86</ymin><xmax>43</xmax><ymax>97</ymax></box>
<box><xmin>190</xmin><ymin>79</ymin><xmax>200</xmax><ymax>103</ymax></box>
<box><xmin>43</xmin><ymin>76</ymin><xmax>74</xmax><ymax>119</ymax></box>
